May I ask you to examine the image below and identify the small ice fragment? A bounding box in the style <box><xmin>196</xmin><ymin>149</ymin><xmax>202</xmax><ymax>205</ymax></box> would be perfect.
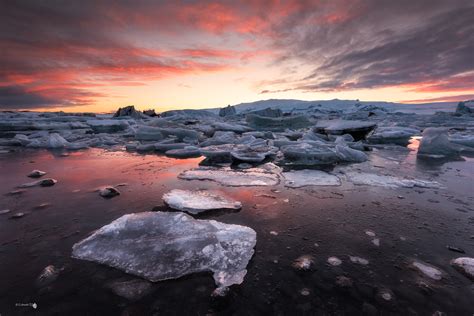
<box><xmin>292</xmin><ymin>255</ymin><xmax>314</xmax><ymax>270</ymax></box>
<box><xmin>349</xmin><ymin>256</ymin><xmax>369</xmax><ymax>265</ymax></box>
<box><xmin>28</xmin><ymin>170</ymin><xmax>46</xmax><ymax>178</ymax></box>
<box><xmin>411</xmin><ymin>260</ymin><xmax>444</xmax><ymax>280</ymax></box>
<box><xmin>18</xmin><ymin>178</ymin><xmax>57</xmax><ymax>188</ymax></box>
<box><xmin>372</xmin><ymin>238</ymin><xmax>380</xmax><ymax>246</ymax></box>
<box><xmin>450</xmin><ymin>257</ymin><xmax>474</xmax><ymax>281</ymax></box>
<box><xmin>0</xmin><ymin>209</ymin><xmax>11</xmax><ymax>215</ymax></box>
<box><xmin>99</xmin><ymin>186</ymin><xmax>120</xmax><ymax>198</ymax></box>
<box><xmin>36</xmin><ymin>265</ymin><xmax>60</xmax><ymax>287</ymax></box>
<box><xmin>327</xmin><ymin>257</ymin><xmax>342</xmax><ymax>266</ymax></box>
<box><xmin>300</xmin><ymin>288</ymin><xmax>310</xmax><ymax>296</ymax></box>
<box><xmin>365</xmin><ymin>230</ymin><xmax>376</xmax><ymax>237</ymax></box>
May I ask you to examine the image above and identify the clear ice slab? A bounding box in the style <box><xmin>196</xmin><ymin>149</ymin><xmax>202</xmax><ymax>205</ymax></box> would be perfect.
<box><xmin>72</xmin><ymin>212</ymin><xmax>257</xmax><ymax>293</ymax></box>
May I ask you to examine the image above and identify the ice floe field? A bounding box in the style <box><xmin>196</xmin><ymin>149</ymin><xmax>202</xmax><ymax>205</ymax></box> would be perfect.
<box><xmin>0</xmin><ymin>99</ymin><xmax>473</xmax><ymax>315</ymax></box>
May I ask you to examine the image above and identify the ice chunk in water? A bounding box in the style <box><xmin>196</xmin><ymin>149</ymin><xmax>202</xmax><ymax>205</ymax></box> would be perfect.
<box><xmin>283</xmin><ymin>170</ymin><xmax>341</xmax><ymax>188</ymax></box>
<box><xmin>179</xmin><ymin>166</ymin><xmax>279</xmax><ymax>186</ymax></box>
<box><xmin>411</xmin><ymin>260</ymin><xmax>444</xmax><ymax>280</ymax></box>
<box><xmin>345</xmin><ymin>172</ymin><xmax>440</xmax><ymax>189</ymax></box>
<box><xmin>163</xmin><ymin>189</ymin><xmax>242</xmax><ymax>214</ymax></box>
<box><xmin>72</xmin><ymin>212</ymin><xmax>256</xmax><ymax>293</ymax></box>
<box><xmin>450</xmin><ymin>257</ymin><xmax>474</xmax><ymax>281</ymax></box>
<box><xmin>418</xmin><ymin>127</ymin><xmax>471</xmax><ymax>157</ymax></box>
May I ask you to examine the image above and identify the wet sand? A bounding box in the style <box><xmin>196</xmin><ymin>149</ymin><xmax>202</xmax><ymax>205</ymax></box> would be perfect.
<box><xmin>0</xmin><ymin>146</ymin><xmax>473</xmax><ymax>315</ymax></box>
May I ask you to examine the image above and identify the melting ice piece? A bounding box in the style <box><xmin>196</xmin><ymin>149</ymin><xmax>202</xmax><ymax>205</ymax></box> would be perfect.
<box><xmin>283</xmin><ymin>169</ymin><xmax>341</xmax><ymax>188</ymax></box>
<box><xmin>18</xmin><ymin>178</ymin><xmax>57</xmax><ymax>188</ymax></box>
<box><xmin>28</xmin><ymin>169</ymin><xmax>46</xmax><ymax>178</ymax></box>
<box><xmin>72</xmin><ymin>212</ymin><xmax>256</xmax><ymax>293</ymax></box>
<box><xmin>411</xmin><ymin>260</ymin><xmax>444</xmax><ymax>280</ymax></box>
<box><xmin>327</xmin><ymin>256</ymin><xmax>342</xmax><ymax>266</ymax></box>
<box><xmin>179</xmin><ymin>166</ymin><xmax>279</xmax><ymax>186</ymax></box>
<box><xmin>345</xmin><ymin>172</ymin><xmax>440</xmax><ymax>189</ymax></box>
<box><xmin>349</xmin><ymin>256</ymin><xmax>369</xmax><ymax>265</ymax></box>
<box><xmin>450</xmin><ymin>257</ymin><xmax>474</xmax><ymax>281</ymax></box>
<box><xmin>292</xmin><ymin>255</ymin><xmax>315</xmax><ymax>270</ymax></box>
<box><xmin>106</xmin><ymin>278</ymin><xmax>154</xmax><ymax>301</ymax></box>
<box><xmin>162</xmin><ymin>189</ymin><xmax>242</xmax><ymax>214</ymax></box>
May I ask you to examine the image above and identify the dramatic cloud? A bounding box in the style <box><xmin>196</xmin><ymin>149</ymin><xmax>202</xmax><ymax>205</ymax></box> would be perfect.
<box><xmin>1</xmin><ymin>0</ymin><xmax>473</xmax><ymax>109</ymax></box>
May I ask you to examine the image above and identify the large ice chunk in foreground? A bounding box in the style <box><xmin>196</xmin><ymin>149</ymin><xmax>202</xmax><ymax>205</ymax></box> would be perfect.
<box><xmin>179</xmin><ymin>166</ymin><xmax>279</xmax><ymax>186</ymax></box>
<box><xmin>163</xmin><ymin>189</ymin><xmax>242</xmax><ymax>214</ymax></box>
<box><xmin>72</xmin><ymin>212</ymin><xmax>256</xmax><ymax>293</ymax></box>
<box><xmin>283</xmin><ymin>170</ymin><xmax>341</xmax><ymax>188</ymax></box>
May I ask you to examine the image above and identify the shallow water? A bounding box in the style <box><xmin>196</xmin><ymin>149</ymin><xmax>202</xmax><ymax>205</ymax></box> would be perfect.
<box><xmin>0</xmin><ymin>147</ymin><xmax>473</xmax><ymax>315</ymax></box>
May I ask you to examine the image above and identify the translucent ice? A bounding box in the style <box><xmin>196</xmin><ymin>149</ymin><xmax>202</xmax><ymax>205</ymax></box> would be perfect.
<box><xmin>283</xmin><ymin>170</ymin><xmax>341</xmax><ymax>188</ymax></box>
<box><xmin>163</xmin><ymin>189</ymin><xmax>242</xmax><ymax>214</ymax></box>
<box><xmin>179</xmin><ymin>166</ymin><xmax>279</xmax><ymax>186</ymax></box>
<box><xmin>72</xmin><ymin>212</ymin><xmax>257</xmax><ymax>293</ymax></box>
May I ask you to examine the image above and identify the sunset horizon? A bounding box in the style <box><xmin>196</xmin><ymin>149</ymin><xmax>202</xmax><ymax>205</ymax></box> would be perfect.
<box><xmin>2</xmin><ymin>1</ymin><xmax>474</xmax><ymax>113</ymax></box>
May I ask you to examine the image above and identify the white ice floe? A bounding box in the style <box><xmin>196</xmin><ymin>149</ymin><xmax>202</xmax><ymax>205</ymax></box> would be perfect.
<box><xmin>411</xmin><ymin>260</ymin><xmax>444</xmax><ymax>280</ymax></box>
<box><xmin>345</xmin><ymin>172</ymin><xmax>440</xmax><ymax>189</ymax></box>
<box><xmin>162</xmin><ymin>189</ymin><xmax>242</xmax><ymax>214</ymax></box>
<box><xmin>72</xmin><ymin>212</ymin><xmax>256</xmax><ymax>294</ymax></box>
<box><xmin>450</xmin><ymin>257</ymin><xmax>474</xmax><ymax>281</ymax></box>
<box><xmin>283</xmin><ymin>169</ymin><xmax>341</xmax><ymax>188</ymax></box>
<box><xmin>179</xmin><ymin>165</ymin><xmax>279</xmax><ymax>186</ymax></box>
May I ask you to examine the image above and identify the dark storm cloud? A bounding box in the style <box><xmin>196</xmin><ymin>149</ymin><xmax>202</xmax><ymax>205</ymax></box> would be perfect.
<box><xmin>266</xmin><ymin>0</ymin><xmax>474</xmax><ymax>93</ymax></box>
<box><xmin>0</xmin><ymin>86</ymin><xmax>56</xmax><ymax>109</ymax></box>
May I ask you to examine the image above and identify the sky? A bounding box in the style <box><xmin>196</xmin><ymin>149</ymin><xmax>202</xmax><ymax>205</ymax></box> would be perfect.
<box><xmin>1</xmin><ymin>0</ymin><xmax>473</xmax><ymax>112</ymax></box>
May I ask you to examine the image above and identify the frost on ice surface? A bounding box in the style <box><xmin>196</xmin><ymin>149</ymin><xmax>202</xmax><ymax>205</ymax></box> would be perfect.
<box><xmin>411</xmin><ymin>260</ymin><xmax>444</xmax><ymax>280</ymax></box>
<box><xmin>345</xmin><ymin>172</ymin><xmax>440</xmax><ymax>189</ymax></box>
<box><xmin>179</xmin><ymin>165</ymin><xmax>279</xmax><ymax>186</ymax></box>
<box><xmin>450</xmin><ymin>257</ymin><xmax>474</xmax><ymax>281</ymax></box>
<box><xmin>72</xmin><ymin>212</ymin><xmax>256</xmax><ymax>293</ymax></box>
<box><xmin>283</xmin><ymin>170</ymin><xmax>341</xmax><ymax>188</ymax></box>
<box><xmin>162</xmin><ymin>189</ymin><xmax>242</xmax><ymax>214</ymax></box>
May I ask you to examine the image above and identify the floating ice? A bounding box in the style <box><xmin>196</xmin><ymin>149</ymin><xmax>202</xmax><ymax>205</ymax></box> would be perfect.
<box><xmin>411</xmin><ymin>260</ymin><xmax>444</xmax><ymax>280</ymax></box>
<box><xmin>19</xmin><ymin>178</ymin><xmax>57</xmax><ymax>188</ymax></box>
<box><xmin>292</xmin><ymin>255</ymin><xmax>315</xmax><ymax>270</ymax></box>
<box><xmin>327</xmin><ymin>257</ymin><xmax>342</xmax><ymax>266</ymax></box>
<box><xmin>345</xmin><ymin>172</ymin><xmax>440</xmax><ymax>189</ymax></box>
<box><xmin>283</xmin><ymin>170</ymin><xmax>341</xmax><ymax>188</ymax></box>
<box><xmin>99</xmin><ymin>186</ymin><xmax>120</xmax><ymax>198</ymax></box>
<box><xmin>179</xmin><ymin>166</ymin><xmax>279</xmax><ymax>186</ymax></box>
<box><xmin>450</xmin><ymin>257</ymin><xmax>474</xmax><ymax>281</ymax></box>
<box><xmin>246</xmin><ymin>114</ymin><xmax>311</xmax><ymax>131</ymax></box>
<box><xmin>72</xmin><ymin>212</ymin><xmax>256</xmax><ymax>293</ymax></box>
<box><xmin>28</xmin><ymin>169</ymin><xmax>46</xmax><ymax>178</ymax></box>
<box><xmin>315</xmin><ymin>120</ymin><xmax>376</xmax><ymax>140</ymax></box>
<box><xmin>162</xmin><ymin>189</ymin><xmax>242</xmax><ymax>214</ymax></box>
<box><xmin>87</xmin><ymin>119</ymin><xmax>130</xmax><ymax>133</ymax></box>
<box><xmin>417</xmin><ymin>128</ymin><xmax>471</xmax><ymax>157</ymax></box>
<box><xmin>134</xmin><ymin>126</ymin><xmax>164</xmax><ymax>141</ymax></box>
<box><xmin>212</xmin><ymin>122</ymin><xmax>252</xmax><ymax>133</ymax></box>
<box><xmin>36</xmin><ymin>265</ymin><xmax>60</xmax><ymax>287</ymax></box>
<box><xmin>368</xmin><ymin>127</ymin><xmax>420</xmax><ymax>145</ymax></box>
<box><xmin>349</xmin><ymin>256</ymin><xmax>369</xmax><ymax>265</ymax></box>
